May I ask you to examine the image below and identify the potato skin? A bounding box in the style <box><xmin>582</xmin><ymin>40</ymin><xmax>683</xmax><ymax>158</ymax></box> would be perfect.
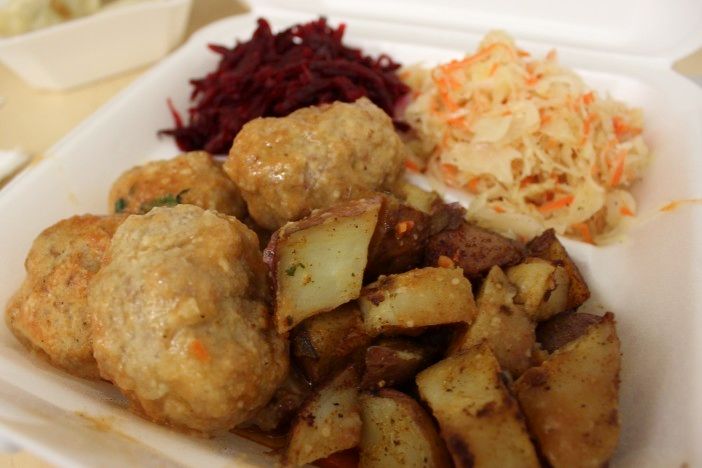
<box><xmin>109</xmin><ymin>151</ymin><xmax>246</xmax><ymax>217</ymax></box>
<box><xmin>5</xmin><ymin>214</ymin><xmax>125</xmax><ymax>379</ymax></box>
<box><xmin>90</xmin><ymin>205</ymin><xmax>288</xmax><ymax>434</ymax></box>
<box><xmin>425</xmin><ymin>221</ymin><xmax>525</xmax><ymax>279</ymax></box>
<box><xmin>527</xmin><ymin>229</ymin><xmax>590</xmax><ymax>309</ymax></box>
<box><xmin>536</xmin><ymin>311</ymin><xmax>602</xmax><ymax>353</ymax></box>
<box><xmin>360</xmin><ymin>338</ymin><xmax>436</xmax><ymax>390</ymax></box>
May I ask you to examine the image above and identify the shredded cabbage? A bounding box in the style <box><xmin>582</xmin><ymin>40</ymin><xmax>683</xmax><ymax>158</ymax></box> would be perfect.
<box><xmin>402</xmin><ymin>31</ymin><xmax>651</xmax><ymax>244</ymax></box>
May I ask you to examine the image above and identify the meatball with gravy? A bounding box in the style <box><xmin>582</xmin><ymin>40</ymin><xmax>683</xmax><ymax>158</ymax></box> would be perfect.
<box><xmin>89</xmin><ymin>205</ymin><xmax>288</xmax><ymax>433</ymax></box>
<box><xmin>225</xmin><ymin>98</ymin><xmax>407</xmax><ymax>230</ymax></box>
<box><xmin>5</xmin><ymin>214</ymin><xmax>125</xmax><ymax>379</ymax></box>
<box><xmin>109</xmin><ymin>151</ymin><xmax>246</xmax><ymax>217</ymax></box>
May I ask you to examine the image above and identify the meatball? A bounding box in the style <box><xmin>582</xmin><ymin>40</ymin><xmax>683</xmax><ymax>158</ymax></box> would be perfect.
<box><xmin>5</xmin><ymin>214</ymin><xmax>125</xmax><ymax>379</ymax></box>
<box><xmin>109</xmin><ymin>151</ymin><xmax>246</xmax><ymax>217</ymax></box>
<box><xmin>89</xmin><ymin>205</ymin><xmax>288</xmax><ymax>433</ymax></box>
<box><xmin>224</xmin><ymin>98</ymin><xmax>407</xmax><ymax>230</ymax></box>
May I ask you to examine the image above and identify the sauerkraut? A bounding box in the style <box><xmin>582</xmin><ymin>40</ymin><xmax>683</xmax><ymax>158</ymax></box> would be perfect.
<box><xmin>402</xmin><ymin>31</ymin><xmax>651</xmax><ymax>244</ymax></box>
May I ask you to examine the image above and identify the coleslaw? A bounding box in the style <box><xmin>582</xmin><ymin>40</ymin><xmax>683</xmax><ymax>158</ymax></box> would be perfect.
<box><xmin>402</xmin><ymin>31</ymin><xmax>651</xmax><ymax>244</ymax></box>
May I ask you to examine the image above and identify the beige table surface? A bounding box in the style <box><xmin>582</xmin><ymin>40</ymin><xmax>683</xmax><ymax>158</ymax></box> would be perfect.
<box><xmin>0</xmin><ymin>2</ymin><xmax>700</xmax><ymax>465</ymax></box>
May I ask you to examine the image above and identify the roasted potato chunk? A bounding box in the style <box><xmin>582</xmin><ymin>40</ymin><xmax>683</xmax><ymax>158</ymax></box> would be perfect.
<box><xmin>292</xmin><ymin>302</ymin><xmax>371</xmax><ymax>383</ymax></box>
<box><xmin>451</xmin><ymin>266</ymin><xmax>535</xmax><ymax>376</ymax></box>
<box><xmin>286</xmin><ymin>366</ymin><xmax>362</xmax><ymax>467</ymax></box>
<box><xmin>515</xmin><ymin>313</ymin><xmax>621</xmax><ymax>468</ymax></box>
<box><xmin>361</xmin><ymin>338</ymin><xmax>436</xmax><ymax>390</ymax></box>
<box><xmin>359</xmin><ymin>267</ymin><xmax>477</xmax><ymax>336</ymax></box>
<box><xmin>416</xmin><ymin>344</ymin><xmax>540</xmax><ymax>468</ymax></box>
<box><xmin>359</xmin><ymin>389</ymin><xmax>451</xmax><ymax>468</ymax></box>
<box><xmin>425</xmin><ymin>221</ymin><xmax>525</xmax><ymax>279</ymax></box>
<box><xmin>536</xmin><ymin>310</ymin><xmax>602</xmax><ymax>353</ymax></box>
<box><xmin>527</xmin><ymin>229</ymin><xmax>590</xmax><ymax>309</ymax></box>
<box><xmin>506</xmin><ymin>257</ymin><xmax>570</xmax><ymax>321</ymax></box>
<box><xmin>394</xmin><ymin>181</ymin><xmax>441</xmax><ymax>214</ymax></box>
<box><xmin>365</xmin><ymin>195</ymin><xmax>431</xmax><ymax>280</ymax></box>
<box><xmin>264</xmin><ymin>197</ymin><xmax>382</xmax><ymax>332</ymax></box>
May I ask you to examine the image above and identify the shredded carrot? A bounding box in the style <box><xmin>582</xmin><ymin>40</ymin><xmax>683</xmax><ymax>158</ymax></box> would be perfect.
<box><xmin>488</xmin><ymin>63</ymin><xmax>500</xmax><ymax>76</ymax></box>
<box><xmin>492</xmin><ymin>205</ymin><xmax>506</xmax><ymax>213</ymax></box>
<box><xmin>546</xmin><ymin>49</ymin><xmax>557</xmax><ymax>61</ymax></box>
<box><xmin>579</xmin><ymin>113</ymin><xmax>594</xmax><ymax>146</ymax></box>
<box><xmin>404</xmin><ymin>160</ymin><xmax>420</xmax><ymax>172</ymax></box>
<box><xmin>612</xmin><ymin>116</ymin><xmax>628</xmax><ymax>137</ymax></box>
<box><xmin>190</xmin><ymin>339</ymin><xmax>210</xmax><ymax>362</ymax></box>
<box><xmin>517</xmin><ymin>49</ymin><xmax>530</xmax><ymax>58</ymax></box>
<box><xmin>442</xmin><ymin>42</ymin><xmax>515</xmax><ymax>73</ymax></box>
<box><xmin>609</xmin><ymin>149</ymin><xmax>628</xmax><ymax>187</ymax></box>
<box><xmin>619</xmin><ymin>206</ymin><xmax>635</xmax><ymax>217</ymax></box>
<box><xmin>660</xmin><ymin>198</ymin><xmax>702</xmax><ymax>212</ymax></box>
<box><xmin>539</xmin><ymin>109</ymin><xmax>551</xmax><ymax>126</ymax></box>
<box><xmin>525</xmin><ymin>75</ymin><xmax>540</xmax><ymax>86</ymax></box>
<box><xmin>582</xmin><ymin>92</ymin><xmax>595</xmax><ymax>105</ymax></box>
<box><xmin>467</xmin><ymin>176</ymin><xmax>481</xmax><ymax>194</ymax></box>
<box><xmin>572</xmin><ymin>223</ymin><xmax>594</xmax><ymax>244</ymax></box>
<box><xmin>520</xmin><ymin>175</ymin><xmax>538</xmax><ymax>187</ymax></box>
<box><xmin>538</xmin><ymin>195</ymin><xmax>575</xmax><ymax>213</ymax></box>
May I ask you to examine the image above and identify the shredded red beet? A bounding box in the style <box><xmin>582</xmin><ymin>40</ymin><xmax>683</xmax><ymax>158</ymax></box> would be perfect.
<box><xmin>159</xmin><ymin>17</ymin><xmax>410</xmax><ymax>154</ymax></box>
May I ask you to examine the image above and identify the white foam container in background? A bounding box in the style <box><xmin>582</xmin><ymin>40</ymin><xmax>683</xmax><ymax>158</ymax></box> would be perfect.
<box><xmin>0</xmin><ymin>0</ymin><xmax>192</xmax><ymax>90</ymax></box>
<box><xmin>0</xmin><ymin>0</ymin><xmax>701</xmax><ymax>466</ymax></box>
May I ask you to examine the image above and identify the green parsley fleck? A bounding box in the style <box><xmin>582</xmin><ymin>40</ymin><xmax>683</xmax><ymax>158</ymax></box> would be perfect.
<box><xmin>139</xmin><ymin>189</ymin><xmax>189</xmax><ymax>213</ymax></box>
<box><xmin>285</xmin><ymin>262</ymin><xmax>306</xmax><ymax>276</ymax></box>
<box><xmin>114</xmin><ymin>198</ymin><xmax>128</xmax><ymax>213</ymax></box>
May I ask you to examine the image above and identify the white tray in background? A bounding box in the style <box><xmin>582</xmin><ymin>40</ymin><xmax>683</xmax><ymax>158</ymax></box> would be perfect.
<box><xmin>0</xmin><ymin>5</ymin><xmax>701</xmax><ymax>468</ymax></box>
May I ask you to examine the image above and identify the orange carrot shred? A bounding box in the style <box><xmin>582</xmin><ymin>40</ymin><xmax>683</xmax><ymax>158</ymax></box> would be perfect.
<box><xmin>609</xmin><ymin>149</ymin><xmax>628</xmax><ymax>187</ymax></box>
<box><xmin>492</xmin><ymin>205</ymin><xmax>506</xmax><ymax>213</ymax></box>
<box><xmin>190</xmin><ymin>339</ymin><xmax>210</xmax><ymax>362</ymax></box>
<box><xmin>489</xmin><ymin>63</ymin><xmax>499</xmax><ymax>76</ymax></box>
<box><xmin>538</xmin><ymin>195</ymin><xmax>575</xmax><ymax>213</ymax></box>
<box><xmin>572</xmin><ymin>223</ymin><xmax>594</xmax><ymax>244</ymax></box>
<box><xmin>404</xmin><ymin>160</ymin><xmax>420</xmax><ymax>172</ymax></box>
<box><xmin>582</xmin><ymin>92</ymin><xmax>595</xmax><ymax>105</ymax></box>
<box><xmin>467</xmin><ymin>176</ymin><xmax>481</xmax><ymax>194</ymax></box>
<box><xmin>620</xmin><ymin>206</ymin><xmax>635</xmax><ymax>217</ymax></box>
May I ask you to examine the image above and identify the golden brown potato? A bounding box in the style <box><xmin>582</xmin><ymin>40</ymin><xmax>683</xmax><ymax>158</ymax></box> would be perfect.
<box><xmin>109</xmin><ymin>151</ymin><xmax>246</xmax><ymax>217</ymax></box>
<box><xmin>359</xmin><ymin>267</ymin><xmax>477</xmax><ymax>337</ymax></box>
<box><xmin>425</xmin><ymin>221</ymin><xmax>525</xmax><ymax>279</ymax></box>
<box><xmin>514</xmin><ymin>313</ymin><xmax>621</xmax><ymax>468</ymax></box>
<box><xmin>360</xmin><ymin>338</ymin><xmax>436</xmax><ymax>390</ymax></box>
<box><xmin>394</xmin><ymin>181</ymin><xmax>441</xmax><ymax>214</ymax></box>
<box><xmin>506</xmin><ymin>258</ymin><xmax>570</xmax><ymax>321</ymax></box>
<box><xmin>450</xmin><ymin>266</ymin><xmax>535</xmax><ymax>376</ymax></box>
<box><xmin>527</xmin><ymin>229</ymin><xmax>590</xmax><ymax>309</ymax></box>
<box><xmin>264</xmin><ymin>197</ymin><xmax>382</xmax><ymax>333</ymax></box>
<box><xmin>292</xmin><ymin>302</ymin><xmax>371</xmax><ymax>383</ymax></box>
<box><xmin>359</xmin><ymin>389</ymin><xmax>451</xmax><ymax>468</ymax></box>
<box><xmin>416</xmin><ymin>344</ymin><xmax>540</xmax><ymax>468</ymax></box>
<box><xmin>365</xmin><ymin>195</ymin><xmax>431</xmax><ymax>280</ymax></box>
<box><xmin>536</xmin><ymin>311</ymin><xmax>602</xmax><ymax>353</ymax></box>
<box><xmin>286</xmin><ymin>366</ymin><xmax>362</xmax><ymax>467</ymax></box>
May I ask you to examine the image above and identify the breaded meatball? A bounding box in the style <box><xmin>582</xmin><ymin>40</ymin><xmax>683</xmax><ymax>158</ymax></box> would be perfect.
<box><xmin>109</xmin><ymin>151</ymin><xmax>246</xmax><ymax>217</ymax></box>
<box><xmin>89</xmin><ymin>205</ymin><xmax>288</xmax><ymax>433</ymax></box>
<box><xmin>5</xmin><ymin>214</ymin><xmax>125</xmax><ymax>379</ymax></box>
<box><xmin>224</xmin><ymin>98</ymin><xmax>407</xmax><ymax>230</ymax></box>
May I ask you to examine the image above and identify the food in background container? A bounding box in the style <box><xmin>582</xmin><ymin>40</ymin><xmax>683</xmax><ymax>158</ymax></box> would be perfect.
<box><xmin>0</xmin><ymin>0</ymin><xmax>100</xmax><ymax>36</ymax></box>
<box><xmin>402</xmin><ymin>31</ymin><xmax>651</xmax><ymax>244</ymax></box>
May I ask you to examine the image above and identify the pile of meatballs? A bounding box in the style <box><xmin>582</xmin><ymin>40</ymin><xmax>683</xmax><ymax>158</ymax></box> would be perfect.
<box><xmin>5</xmin><ymin>98</ymin><xmax>408</xmax><ymax>434</ymax></box>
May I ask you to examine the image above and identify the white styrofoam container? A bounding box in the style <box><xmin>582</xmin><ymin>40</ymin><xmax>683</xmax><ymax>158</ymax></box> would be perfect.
<box><xmin>0</xmin><ymin>0</ymin><xmax>192</xmax><ymax>90</ymax></box>
<box><xmin>0</xmin><ymin>1</ymin><xmax>701</xmax><ymax>466</ymax></box>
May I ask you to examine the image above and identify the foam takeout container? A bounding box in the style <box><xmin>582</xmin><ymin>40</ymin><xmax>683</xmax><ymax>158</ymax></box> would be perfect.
<box><xmin>0</xmin><ymin>0</ymin><xmax>192</xmax><ymax>90</ymax></box>
<box><xmin>0</xmin><ymin>0</ymin><xmax>701</xmax><ymax>466</ymax></box>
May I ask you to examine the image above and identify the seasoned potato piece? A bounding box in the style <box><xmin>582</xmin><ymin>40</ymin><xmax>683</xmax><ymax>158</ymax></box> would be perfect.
<box><xmin>264</xmin><ymin>197</ymin><xmax>382</xmax><ymax>333</ymax></box>
<box><xmin>365</xmin><ymin>195</ymin><xmax>431</xmax><ymax>280</ymax></box>
<box><xmin>536</xmin><ymin>311</ymin><xmax>602</xmax><ymax>353</ymax></box>
<box><xmin>286</xmin><ymin>366</ymin><xmax>362</xmax><ymax>467</ymax></box>
<box><xmin>506</xmin><ymin>257</ymin><xmax>570</xmax><ymax>321</ymax></box>
<box><xmin>527</xmin><ymin>229</ymin><xmax>590</xmax><ymax>309</ymax></box>
<box><xmin>360</xmin><ymin>389</ymin><xmax>451</xmax><ymax>468</ymax></box>
<box><xmin>425</xmin><ymin>221</ymin><xmax>525</xmax><ymax>279</ymax></box>
<box><xmin>451</xmin><ymin>266</ymin><xmax>535</xmax><ymax>376</ymax></box>
<box><xmin>292</xmin><ymin>303</ymin><xmax>371</xmax><ymax>383</ymax></box>
<box><xmin>359</xmin><ymin>267</ymin><xmax>477</xmax><ymax>336</ymax></box>
<box><xmin>361</xmin><ymin>338</ymin><xmax>436</xmax><ymax>390</ymax></box>
<box><xmin>427</xmin><ymin>202</ymin><xmax>466</xmax><ymax>235</ymax></box>
<box><xmin>394</xmin><ymin>181</ymin><xmax>441</xmax><ymax>214</ymax></box>
<box><xmin>515</xmin><ymin>313</ymin><xmax>620</xmax><ymax>468</ymax></box>
<box><xmin>416</xmin><ymin>344</ymin><xmax>540</xmax><ymax>468</ymax></box>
